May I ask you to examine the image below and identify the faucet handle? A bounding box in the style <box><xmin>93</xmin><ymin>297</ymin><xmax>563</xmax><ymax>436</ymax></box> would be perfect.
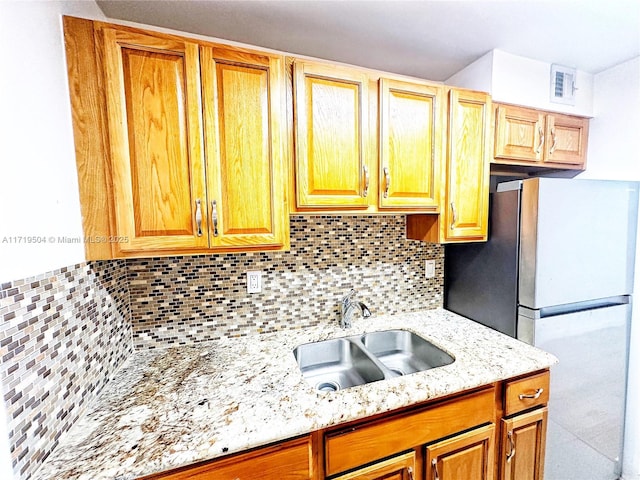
<box><xmin>342</xmin><ymin>289</ymin><xmax>356</xmax><ymax>304</ymax></box>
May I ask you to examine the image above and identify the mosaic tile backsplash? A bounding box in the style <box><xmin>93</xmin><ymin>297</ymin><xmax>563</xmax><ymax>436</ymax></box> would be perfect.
<box><xmin>0</xmin><ymin>214</ymin><xmax>443</xmax><ymax>480</ymax></box>
<box><xmin>0</xmin><ymin>261</ymin><xmax>132</xmax><ymax>480</ymax></box>
<box><xmin>129</xmin><ymin>215</ymin><xmax>444</xmax><ymax>349</ymax></box>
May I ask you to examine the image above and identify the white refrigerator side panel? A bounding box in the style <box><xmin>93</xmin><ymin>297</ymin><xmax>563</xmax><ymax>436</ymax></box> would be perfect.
<box><xmin>521</xmin><ymin>179</ymin><xmax>638</xmax><ymax>308</ymax></box>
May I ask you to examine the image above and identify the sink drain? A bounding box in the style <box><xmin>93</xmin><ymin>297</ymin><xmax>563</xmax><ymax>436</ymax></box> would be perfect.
<box><xmin>316</xmin><ymin>381</ymin><xmax>340</xmax><ymax>392</ymax></box>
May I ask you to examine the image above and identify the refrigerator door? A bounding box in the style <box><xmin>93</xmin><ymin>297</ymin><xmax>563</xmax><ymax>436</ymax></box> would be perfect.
<box><xmin>519</xmin><ymin>301</ymin><xmax>630</xmax><ymax>480</ymax></box>
<box><xmin>519</xmin><ymin>178</ymin><xmax>638</xmax><ymax>309</ymax></box>
<box><xmin>445</xmin><ymin>188</ymin><xmax>520</xmax><ymax>336</ymax></box>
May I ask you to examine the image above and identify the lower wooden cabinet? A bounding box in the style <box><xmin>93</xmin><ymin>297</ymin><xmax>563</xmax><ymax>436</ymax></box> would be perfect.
<box><xmin>333</xmin><ymin>451</ymin><xmax>416</xmax><ymax>480</ymax></box>
<box><xmin>140</xmin><ymin>435</ymin><xmax>313</xmax><ymax>480</ymax></box>
<box><xmin>139</xmin><ymin>371</ymin><xmax>550</xmax><ymax>480</ymax></box>
<box><xmin>500</xmin><ymin>408</ymin><xmax>548</xmax><ymax>480</ymax></box>
<box><xmin>426</xmin><ymin>424</ymin><xmax>495</xmax><ymax>480</ymax></box>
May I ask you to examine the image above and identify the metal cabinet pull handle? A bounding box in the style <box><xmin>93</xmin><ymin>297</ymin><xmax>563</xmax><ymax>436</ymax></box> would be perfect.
<box><xmin>450</xmin><ymin>202</ymin><xmax>457</xmax><ymax>229</ymax></box>
<box><xmin>535</xmin><ymin>126</ymin><xmax>545</xmax><ymax>154</ymax></box>
<box><xmin>519</xmin><ymin>388</ymin><xmax>544</xmax><ymax>400</ymax></box>
<box><xmin>362</xmin><ymin>165</ymin><xmax>369</xmax><ymax>197</ymax></box>
<box><xmin>407</xmin><ymin>466</ymin><xmax>415</xmax><ymax>480</ymax></box>
<box><xmin>431</xmin><ymin>459</ymin><xmax>440</xmax><ymax>480</ymax></box>
<box><xmin>211</xmin><ymin>200</ymin><xmax>219</xmax><ymax>237</ymax></box>
<box><xmin>549</xmin><ymin>128</ymin><xmax>557</xmax><ymax>154</ymax></box>
<box><xmin>506</xmin><ymin>430</ymin><xmax>516</xmax><ymax>463</ymax></box>
<box><xmin>195</xmin><ymin>199</ymin><xmax>203</xmax><ymax>237</ymax></box>
<box><xmin>383</xmin><ymin>167</ymin><xmax>391</xmax><ymax>198</ymax></box>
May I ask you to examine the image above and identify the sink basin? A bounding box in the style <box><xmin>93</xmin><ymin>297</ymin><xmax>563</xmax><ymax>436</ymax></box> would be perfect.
<box><xmin>361</xmin><ymin>329</ymin><xmax>454</xmax><ymax>375</ymax></box>
<box><xmin>294</xmin><ymin>330</ymin><xmax>455</xmax><ymax>392</ymax></box>
<box><xmin>293</xmin><ymin>338</ymin><xmax>385</xmax><ymax>392</ymax></box>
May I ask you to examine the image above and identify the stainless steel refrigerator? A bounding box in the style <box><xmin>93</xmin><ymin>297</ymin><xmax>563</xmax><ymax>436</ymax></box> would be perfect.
<box><xmin>445</xmin><ymin>177</ymin><xmax>638</xmax><ymax>480</ymax></box>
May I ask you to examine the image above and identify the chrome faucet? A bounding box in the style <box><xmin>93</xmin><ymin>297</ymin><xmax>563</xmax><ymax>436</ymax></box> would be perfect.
<box><xmin>340</xmin><ymin>289</ymin><xmax>371</xmax><ymax>328</ymax></box>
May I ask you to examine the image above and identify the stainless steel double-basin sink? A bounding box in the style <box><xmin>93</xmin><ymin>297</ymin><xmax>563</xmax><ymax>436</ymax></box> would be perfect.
<box><xmin>293</xmin><ymin>329</ymin><xmax>454</xmax><ymax>392</ymax></box>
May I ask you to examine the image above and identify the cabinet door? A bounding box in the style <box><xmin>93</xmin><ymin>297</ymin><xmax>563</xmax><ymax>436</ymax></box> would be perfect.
<box><xmin>500</xmin><ymin>408</ymin><xmax>548</xmax><ymax>480</ymax></box>
<box><xmin>426</xmin><ymin>424</ymin><xmax>495</xmax><ymax>480</ymax></box>
<box><xmin>494</xmin><ymin>104</ymin><xmax>545</xmax><ymax>162</ymax></box>
<box><xmin>293</xmin><ymin>61</ymin><xmax>370</xmax><ymax>208</ymax></box>
<box><xmin>201</xmin><ymin>46</ymin><xmax>288</xmax><ymax>248</ymax></box>
<box><xmin>379</xmin><ymin>78</ymin><xmax>442</xmax><ymax>210</ymax></box>
<box><xmin>443</xmin><ymin>89</ymin><xmax>491</xmax><ymax>241</ymax></box>
<box><xmin>333</xmin><ymin>451</ymin><xmax>416</xmax><ymax>480</ymax></box>
<box><xmin>102</xmin><ymin>27</ymin><xmax>208</xmax><ymax>253</ymax></box>
<box><xmin>544</xmin><ymin>113</ymin><xmax>588</xmax><ymax>166</ymax></box>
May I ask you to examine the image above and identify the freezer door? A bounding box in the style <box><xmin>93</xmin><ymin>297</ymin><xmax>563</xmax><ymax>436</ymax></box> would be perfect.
<box><xmin>519</xmin><ymin>178</ymin><xmax>638</xmax><ymax>309</ymax></box>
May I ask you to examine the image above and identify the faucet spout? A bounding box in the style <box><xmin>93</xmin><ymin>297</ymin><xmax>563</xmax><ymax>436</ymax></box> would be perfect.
<box><xmin>340</xmin><ymin>290</ymin><xmax>371</xmax><ymax>328</ymax></box>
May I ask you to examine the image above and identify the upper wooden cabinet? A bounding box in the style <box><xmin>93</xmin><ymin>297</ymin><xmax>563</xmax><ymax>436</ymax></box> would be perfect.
<box><xmin>494</xmin><ymin>103</ymin><xmax>589</xmax><ymax>170</ymax></box>
<box><xmin>101</xmin><ymin>28</ymin><xmax>208</xmax><ymax>253</ymax></box>
<box><xmin>200</xmin><ymin>46</ymin><xmax>288</xmax><ymax>249</ymax></box>
<box><xmin>379</xmin><ymin>78</ymin><xmax>443</xmax><ymax>210</ymax></box>
<box><xmin>293</xmin><ymin>61</ymin><xmax>371</xmax><ymax>209</ymax></box>
<box><xmin>64</xmin><ymin>18</ymin><xmax>288</xmax><ymax>258</ymax></box>
<box><xmin>291</xmin><ymin>63</ymin><xmax>445</xmax><ymax>214</ymax></box>
<box><xmin>406</xmin><ymin>89</ymin><xmax>491</xmax><ymax>243</ymax></box>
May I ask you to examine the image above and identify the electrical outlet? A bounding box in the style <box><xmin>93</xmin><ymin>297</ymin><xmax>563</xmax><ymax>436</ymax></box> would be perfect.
<box><xmin>246</xmin><ymin>271</ymin><xmax>262</xmax><ymax>293</ymax></box>
<box><xmin>425</xmin><ymin>260</ymin><xmax>436</xmax><ymax>279</ymax></box>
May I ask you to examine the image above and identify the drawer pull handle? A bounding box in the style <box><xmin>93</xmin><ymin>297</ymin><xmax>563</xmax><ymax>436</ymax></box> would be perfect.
<box><xmin>519</xmin><ymin>388</ymin><xmax>544</xmax><ymax>400</ymax></box>
<box><xmin>407</xmin><ymin>466</ymin><xmax>415</xmax><ymax>480</ymax></box>
<box><xmin>431</xmin><ymin>459</ymin><xmax>440</xmax><ymax>480</ymax></box>
<box><xmin>506</xmin><ymin>430</ymin><xmax>516</xmax><ymax>463</ymax></box>
<box><xmin>535</xmin><ymin>126</ymin><xmax>545</xmax><ymax>154</ymax></box>
<box><xmin>195</xmin><ymin>199</ymin><xmax>203</xmax><ymax>237</ymax></box>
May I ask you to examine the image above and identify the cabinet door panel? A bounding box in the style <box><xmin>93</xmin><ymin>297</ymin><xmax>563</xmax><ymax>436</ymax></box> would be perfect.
<box><xmin>426</xmin><ymin>424</ymin><xmax>495</xmax><ymax>480</ymax></box>
<box><xmin>500</xmin><ymin>408</ymin><xmax>548</xmax><ymax>480</ymax></box>
<box><xmin>494</xmin><ymin>105</ymin><xmax>544</xmax><ymax>162</ymax></box>
<box><xmin>545</xmin><ymin>114</ymin><xmax>588</xmax><ymax>165</ymax></box>
<box><xmin>294</xmin><ymin>62</ymin><xmax>369</xmax><ymax>208</ymax></box>
<box><xmin>141</xmin><ymin>436</ymin><xmax>312</xmax><ymax>479</ymax></box>
<box><xmin>333</xmin><ymin>451</ymin><xmax>415</xmax><ymax>480</ymax></box>
<box><xmin>201</xmin><ymin>47</ymin><xmax>287</xmax><ymax>248</ymax></box>
<box><xmin>379</xmin><ymin>79</ymin><xmax>442</xmax><ymax>209</ymax></box>
<box><xmin>103</xmin><ymin>28</ymin><xmax>207</xmax><ymax>252</ymax></box>
<box><xmin>444</xmin><ymin>90</ymin><xmax>490</xmax><ymax>241</ymax></box>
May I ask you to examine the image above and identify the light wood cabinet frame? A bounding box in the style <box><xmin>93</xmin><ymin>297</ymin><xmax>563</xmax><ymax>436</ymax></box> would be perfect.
<box><xmin>63</xmin><ymin>17</ymin><xmax>290</xmax><ymax>259</ymax></box>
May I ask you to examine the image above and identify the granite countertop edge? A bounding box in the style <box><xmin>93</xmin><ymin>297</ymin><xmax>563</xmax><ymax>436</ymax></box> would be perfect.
<box><xmin>32</xmin><ymin>309</ymin><xmax>558</xmax><ymax>480</ymax></box>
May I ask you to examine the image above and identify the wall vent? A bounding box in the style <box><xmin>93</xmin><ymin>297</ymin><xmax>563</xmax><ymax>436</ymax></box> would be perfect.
<box><xmin>550</xmin><ymin>64</ymin><xmax>577</xmax><ymax>105</ymax></box>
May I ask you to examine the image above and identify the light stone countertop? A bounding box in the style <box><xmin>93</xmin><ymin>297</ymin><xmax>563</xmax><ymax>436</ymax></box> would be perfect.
<box><xmin>32</xmin><ymin>309</ymin><xmax>558</xmax><ymax>480</ymax></box>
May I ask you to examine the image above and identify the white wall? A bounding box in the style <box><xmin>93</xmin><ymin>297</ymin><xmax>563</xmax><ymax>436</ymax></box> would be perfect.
<box><xmin>0</xmin><ymin>1</ymin><xmax>106</xmax><ymax>478</ymax></box>
<box><xmin>0</xmin><ymin>1</ymin><xmax>106</xmax><ymax>285</ymax></box>
<box><xmin>446</xmin><ymin>49</ymin><xmax>594</xmax><ymax>117</ymax></box>
<box><xmin>445</xmin><ymin>50</ymin><xmax>494</xmax><ymax>93</ymax></box>
<box><xmin>586</xmin><ymin>56</ymin><xmax>640</xmax><ymax>480</ymax></box>
<box><xmin>491</xmin><ymin>50</ymin><xmax>594</xmax><ymax>116</ymax></box>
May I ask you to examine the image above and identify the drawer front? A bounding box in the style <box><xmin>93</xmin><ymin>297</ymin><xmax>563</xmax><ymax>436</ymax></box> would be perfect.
<box><xmin>143</xmin><ymin>436</ymin><xmax>312</xmax><ymax>480</ymax></box>
<box><xmin>325</xmin><ymin>387</ymin><xmax>495</xmax><ymax>477</ymax></box>
<box><xmin>504</xmin><ymin>371</ymin><xmax>550</xmax><ymax>417</ymax></box>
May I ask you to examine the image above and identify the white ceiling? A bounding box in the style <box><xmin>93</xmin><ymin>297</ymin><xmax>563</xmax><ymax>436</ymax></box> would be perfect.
<box><xmin>96</xmin><ymin>0</ymin><xmax>640</xmax><ymax>81</ymax></box>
